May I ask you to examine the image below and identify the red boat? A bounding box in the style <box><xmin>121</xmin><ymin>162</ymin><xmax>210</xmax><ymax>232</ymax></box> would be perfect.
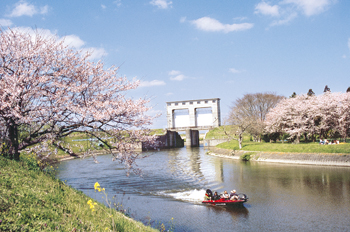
<box><xmin>202</xmin><ymin>190</ymin><xmax>248</xmax><ymax>207</ymax></box>
<box><xmin>202</xmin><ymin>197</ymin><xmax>247</xmax><ymax>206</ymax></box>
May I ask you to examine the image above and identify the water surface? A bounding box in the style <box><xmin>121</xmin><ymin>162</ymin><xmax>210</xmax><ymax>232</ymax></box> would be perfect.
<box><xmin>56</xmin><ymin>147</ymin><xmax>350</xmax><ymax>231</ymax></box>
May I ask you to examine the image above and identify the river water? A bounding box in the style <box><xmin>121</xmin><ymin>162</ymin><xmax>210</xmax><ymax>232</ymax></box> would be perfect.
<box><xmin>56</xmin><ymin>147</ymin><xmax>350</xmax><ymax>231</ymax></box>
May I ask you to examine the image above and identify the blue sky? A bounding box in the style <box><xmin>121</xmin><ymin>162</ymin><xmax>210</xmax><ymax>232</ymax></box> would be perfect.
<box><xmin>1</xmin><ymin>0</ymin><xmax>350</xmax><ymax>129</ymax></box>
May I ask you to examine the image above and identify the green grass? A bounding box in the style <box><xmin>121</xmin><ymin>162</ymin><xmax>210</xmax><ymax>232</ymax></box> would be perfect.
<box><xmin>205</xmin><ymin>126</ymin><xmax>251</xmax><ymax>140</ymax></box>
<box><xmin>217</xmin><ymin>140</ymin><xmax>350</xmax><ymax>154</ymax></box>
<box><xmin>56</xmin><ymin>132</ymin><xmax>108</xmax><ymax>155</ymax></box>
<box><xmin>205</xmin><ymin>127</ymin><xmax>231</xmax><ymax>139</ymax></box>
<box><xmin>149</xmin><ymin>129</ymin><xmax>166</xmax><ymax>136</ymax></box>
<box><xmin>0</xmin><ymin>155</ymin><xmax>158</xmax><ymax>232</ymax></box>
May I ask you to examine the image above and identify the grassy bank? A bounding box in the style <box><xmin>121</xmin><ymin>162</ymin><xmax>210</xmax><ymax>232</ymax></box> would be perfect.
<box><xmin>205</xmin><ymin>126</ymin><xmax>350</xmax><ymax>154</ymax></box>
<box><xmin>217</xmin><ymin>140</ymin><xmax>350</xmax><ymax>154</ymax></box>
<box><xmin>0</xmin><ymin>155</ymin><xmax>157</xmax><ymax>232</ymax></box>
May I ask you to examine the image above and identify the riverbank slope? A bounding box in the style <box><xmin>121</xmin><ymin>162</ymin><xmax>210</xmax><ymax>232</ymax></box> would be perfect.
<box><xmin>0</xmin><ymin>156</ymin><xmax>157</xmax><ymax>231</ymax></box>
<box><xmin>207</xmin><ymin>147</ymin><xmax>350</xmax><ymax>167</ymax></box>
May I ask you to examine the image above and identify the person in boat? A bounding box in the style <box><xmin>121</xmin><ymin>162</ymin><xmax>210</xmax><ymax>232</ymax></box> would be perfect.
<box><xmin>230</xmin><ymin>190</ymin><xmax>239</xmax><ymax>200</ymax></box>
<box><xmin>212</xmin><ymin>191</ymin><xmax>220</xmax><ymax>200</ymax></box>
<box><xmin>221</xmin><ymin>190</ymin><xmax>230</xmax><ymax>200</ymax></box>
<box><xmin>205</xmin><ymin>189</ymin><xmax>213</xmax><ymax>200</ymax></box>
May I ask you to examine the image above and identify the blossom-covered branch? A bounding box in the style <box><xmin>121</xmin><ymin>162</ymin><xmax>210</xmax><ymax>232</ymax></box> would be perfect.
<box><xmin>0</xmin><ymin>28</ymin><xmax>157</xmax><ymax>167</ymax></box>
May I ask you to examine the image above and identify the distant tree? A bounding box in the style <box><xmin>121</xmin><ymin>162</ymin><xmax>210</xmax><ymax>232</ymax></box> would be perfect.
<box><xmin>225</xmin><ymin>92</ymin><xmax>284</xmax><ymax>148</ymax></box>
<box><xmin>324</xmin><ymin>85</ymin><xmax>331</xmax><ymax>92</ymax></box>
<box><xmin>347</xmin><ymin>87</ymin><xmax>350</xmax><ymax>93</ymax></box>
<box><xmin>0</xmin><ymin>28</ymin><xmax>156</xmax><ymax>168</ymax></box>
<box><xmin>307</xmin><ymin>89</ymin><xmax>315</xmax><ymax>96</ymax></box>
<box><xmin>290</xmin><ymin>92</ymin><xmax>297</xmax><ymax>98</ymax></box>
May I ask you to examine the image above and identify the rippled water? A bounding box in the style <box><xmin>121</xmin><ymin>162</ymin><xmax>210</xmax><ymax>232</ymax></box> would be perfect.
<box><xmin>56</xmin><ymin>147</ymin><xmax>350</xmax><ymax>231</ymax></box>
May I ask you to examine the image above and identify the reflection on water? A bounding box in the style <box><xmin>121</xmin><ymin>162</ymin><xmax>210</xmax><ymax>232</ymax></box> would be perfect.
<box><xmin>56</xmin><ymin>147</ymin><xmax>350</xmax><ymax>231</ymax></box>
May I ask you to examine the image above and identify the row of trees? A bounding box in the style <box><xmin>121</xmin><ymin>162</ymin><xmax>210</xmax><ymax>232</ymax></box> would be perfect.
<box><xmin>265</xmin><ymin>92</ymin><xmax>350</xmax><ymax>143</ymax></box>
<box><xmin>227</xmin><ymin>87</ymin><xmax>350</xmax><ymax>146</ymax></box>
<box><xmin>0</xmin><ymin>28</ymin><xmax>156</xmax><ymax>168</ymax></box>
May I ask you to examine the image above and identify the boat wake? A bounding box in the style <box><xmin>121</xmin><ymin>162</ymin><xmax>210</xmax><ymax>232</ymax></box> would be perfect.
<box><xmin>157</xmin><ymin>189</ymin><xmax>207</xmax><ymax>203</ymax></box>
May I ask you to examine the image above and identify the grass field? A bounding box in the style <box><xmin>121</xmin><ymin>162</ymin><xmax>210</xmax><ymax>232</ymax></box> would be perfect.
<box><xmin>0</xmin><ymin>155</ymin><xmax>158</xmax><ymax>232</ymax></box>
<box><xmin>217</xmin><ymin>139</ymin><xmax>350</xmax><ymax>154</ymax></box>
<box><xmin>206</xmin><ymin>126</ymin><xmax>350</xmax><ymax>154</ymax></box>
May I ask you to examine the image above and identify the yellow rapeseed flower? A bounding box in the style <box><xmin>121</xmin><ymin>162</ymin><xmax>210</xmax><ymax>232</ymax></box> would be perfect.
<box><xmin>94</xmin><ymin>182</ymin><xmax>100</xmax><ymax>190</ymax></box>
<box><xmin>87</xmin><ymin>199</ymin><xmax>97</xmax><ymax>212</ymax></box>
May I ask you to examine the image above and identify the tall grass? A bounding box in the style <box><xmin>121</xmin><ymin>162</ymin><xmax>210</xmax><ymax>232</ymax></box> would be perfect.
<box><xmin>0</xmin><ymin>155</ymin><xmax>157</xmax><ymax>231</ymax></box>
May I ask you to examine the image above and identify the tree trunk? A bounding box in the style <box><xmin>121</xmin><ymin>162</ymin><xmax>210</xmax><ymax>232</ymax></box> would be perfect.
<box><xmin>238</xmin><ymin>134</ymin><xmax>242</xmax><ymax>149</ymax></box>
<box><xmin>8</xmin><ymin>122</ymin><xmax>20</xmax><ymax>160</ymax></box>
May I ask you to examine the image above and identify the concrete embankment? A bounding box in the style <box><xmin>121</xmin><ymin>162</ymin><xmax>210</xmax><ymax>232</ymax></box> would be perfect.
<box><xmin>207</xmin><ymin>147</ymin><xmax>350</xmax><ymax>167</ymax></box>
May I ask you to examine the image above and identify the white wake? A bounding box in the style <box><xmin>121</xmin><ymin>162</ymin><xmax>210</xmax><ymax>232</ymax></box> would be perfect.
<box><xmin>166</xmin><ymin>189</ymin><xmax>207</xmax><ymax>203</ymax></box>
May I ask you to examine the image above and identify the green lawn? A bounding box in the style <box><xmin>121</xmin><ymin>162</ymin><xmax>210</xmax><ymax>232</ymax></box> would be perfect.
<box><xmin>217</xmin><ymin>140</ymin><xmax>350</xmax><ymax>154</ymax></box>
<box><xmin>0</xmin><ymin>155</ymin><xmax>158</xmax><ymax>232</ymax></box>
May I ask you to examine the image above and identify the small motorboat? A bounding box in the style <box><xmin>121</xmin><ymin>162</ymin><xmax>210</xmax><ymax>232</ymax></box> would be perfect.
<box><xmin>202</xmin><ymin>189</ymin><xmax>248</xmax><ymax>207</ymax></box>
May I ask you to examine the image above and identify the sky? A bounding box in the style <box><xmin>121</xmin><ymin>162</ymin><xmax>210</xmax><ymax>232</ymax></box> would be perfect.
<box><xmin>1</xmin><ymin>0</ymin><xmax>350</xmax><ymax>129</ymax></box>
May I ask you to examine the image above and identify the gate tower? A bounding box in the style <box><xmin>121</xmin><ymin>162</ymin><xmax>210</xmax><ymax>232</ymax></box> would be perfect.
<box><xmin>166</xmin><ymin>98</ymin><xmax>221</xmax><ymax>147</ymax></box>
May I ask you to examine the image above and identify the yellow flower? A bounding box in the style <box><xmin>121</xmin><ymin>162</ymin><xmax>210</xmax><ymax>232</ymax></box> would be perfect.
<box><xmin>94</xmin><ymin>182</ymin><xmax>100</xmax><ymax>190</ymax></box>
<box><xmin>87</xmin><ymin>199</ymin><xmax>97</xmax><ymax>212</ymax></box>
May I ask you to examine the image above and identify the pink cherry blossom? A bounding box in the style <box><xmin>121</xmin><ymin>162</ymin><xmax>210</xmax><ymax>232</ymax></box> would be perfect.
<box><xmin>265</xmin><ymin>92</ymin><xmax>350</xmax><ymax>142</ymax></box>
<box><xmin>0</xmin><ymin>28</ymin><xmax>157</xmax><ymax>168</ymax></box>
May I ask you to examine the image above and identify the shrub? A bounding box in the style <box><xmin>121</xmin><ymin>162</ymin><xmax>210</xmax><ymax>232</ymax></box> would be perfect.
<box><xmin>240</xmin><ymin>153</ymin><xmax>251</xmax><ymax>161</ymax></box>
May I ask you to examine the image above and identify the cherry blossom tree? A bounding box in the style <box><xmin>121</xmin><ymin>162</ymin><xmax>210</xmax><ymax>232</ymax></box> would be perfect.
<box><xmin>0</xmin><ymin>28</ymin><xmax>157</xmax><ymax>165</ymax></box>
<box><xmin>265</xmin><ymin>92</ymin><xmax>350</xmax><ymax>143</ymax></box>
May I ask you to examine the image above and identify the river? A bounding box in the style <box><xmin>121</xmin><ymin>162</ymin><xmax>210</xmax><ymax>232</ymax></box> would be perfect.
<box><xmin>56</xmin><ymin>147</ymin><xmax>350</xmax><ymax>231</ymax></box>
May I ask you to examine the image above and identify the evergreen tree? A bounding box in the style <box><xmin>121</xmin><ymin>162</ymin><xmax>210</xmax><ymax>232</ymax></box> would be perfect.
<box><xmin>307</xmin><ymin>89</ymin><xmax>315</xmax><ymax>96</ymax></box>
<box><xmin>324</xmin><ymin>85</ymin><xmax>330</xmax><ymax>92</ymax></box>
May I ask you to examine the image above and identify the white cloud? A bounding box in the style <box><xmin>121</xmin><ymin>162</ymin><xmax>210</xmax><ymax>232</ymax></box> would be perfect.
<box><xmin>191</xmin><ymin>17</ymin><xmax>254</xmax><ymax>33</ymax></box>
<box><xmin>150</xmin><ymin>0</ymin><xmax>172</xmax><ymax>9</ymax></box>
<box><xmin>170</xmin><ymin>74</ymin><xmax>186</xmax><ymax>81</ymax></box>
<box><xmin>282</xmin><ymin>0</ymin><xmax>335</xmax><ymax>16</ymax></box>
<box><xmin>0</xmin><ymin>19</ymin><xmax>13</xmax><ymax>27</ymax></box>
<box><xmin>101</xmin><ymin>4</ymin><xmax>107</xmax><ymax>9</ymax></box>
<box><xmin>8</xmin><ymin>1</ymin><xmax>49</xmax><ymax>17</ymax></box>
<box><xmin>256</xmin><ymin>0</ymin><xmax>336</xmax><ymax>27</ymax></box>
<box><xmin>233</xmin><ymin>16</ymin><xmax>248</xmax><ymax>21</ymax></box>
<box><xmin>166</xmin><ymin>92</ymin><xmax>173</xmax><ymax>96</ymax></box>
<box><xmin>255</xmin><ymin>2</ymin><xmax>280</xmax><ymax>17</ymax></box>
<box><xmin>168</xmin><ymin>70</ymin><xmax>187</xmax><ymax>81</ymax></box>
<box><xmin>113</xmin><ymin>0</ymin><xmax>122</xmax><ymax>7</ymax></box>
<box><xmin>229</xmin><ymin>68</ymin><xmax>244</xmax><ymax>74</ymax></box>
<box><xmin>139</xmin><ymin>80</ymin><xmax>166</xmax><ymax>87</ymax></box>
<box><xmin>8</xmin><ymin>27</ymin><xmax>107</xmax><ymax>60</ymax></box>
<box><xmin>168</xmin><ymin>70</ymin><xmax>181</xmax><ymax>76</ymax></box>
<box><xmin>60</xmin><ymin>35</ymin><xmax>85</xmax><ymax>48</ymax></box>
<box><xmin>10</xmin><ymin>27</ymin><xmax>58</xmax><ymax>41</ymax></box>
<box><xmin>82</xmin><ymin>48</ymin><xmax>108</xmax><ymax>60</ymax></box>
<box><xmin>348</xmin><ymin>38</ymin><xmax>350</xmax><ymax>50</ymax></box>
<box><xmin>40</xmin><ymin>5</ymin><xmax>49</xmax><ymax>15</ymax></box>
<box><xmin>180</xmin><ymin>17</ymin><xmax>186</xmax><ymax>23</ymax></box>
<box><xmin>270</xmin><ymin>12</ymin><xmax>298</xmax><ymax>26</ymax></box>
